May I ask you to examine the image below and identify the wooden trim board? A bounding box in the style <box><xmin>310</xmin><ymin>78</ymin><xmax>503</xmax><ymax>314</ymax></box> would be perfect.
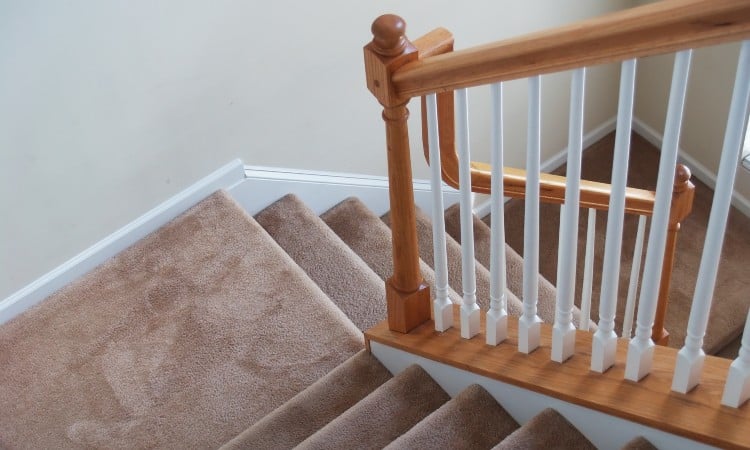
<box><xmin>365</xmin><ymin>305</ymin><xmax>749</xmax><ymax>449</ymax></box>
<box><xmin>473</xmin><ymin>116</ymin><xmax>616</xmax><ymax>218</ymax></box>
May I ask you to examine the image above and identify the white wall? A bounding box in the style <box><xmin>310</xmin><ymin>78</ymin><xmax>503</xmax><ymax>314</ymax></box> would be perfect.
<box><xmin>634</xmin><ymin>44</ymin><xmax>750</xmax><ymax>202</ymax></box>
<box><xmin>0</xmin><ymin>0</ymin><xmax>631</xmax><ymax>299</ymax></box>
<box><xmin>631</xmin><ymin>0</ymin><xmax>750</xmax><ymax>206</ymax></box>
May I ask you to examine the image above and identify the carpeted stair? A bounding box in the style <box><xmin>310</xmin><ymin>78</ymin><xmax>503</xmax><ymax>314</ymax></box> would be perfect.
<box><xmin>499</xmin><ymin>133</ymin><xmax>750</xmax><ymax>355</ymax></box>
<box><xmin>0</xmin><ymin>189</ymin><xmax>659</xmax><ymax>448</ymax></box>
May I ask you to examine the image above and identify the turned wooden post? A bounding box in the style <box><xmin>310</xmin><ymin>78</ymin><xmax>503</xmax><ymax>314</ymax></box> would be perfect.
<box><xmin>652</xmin><ymin>163</ymin><xmax>695</xmax><ymax>345</ymax></box>
<box><xmin>365</xmin><ymin>15</ymin><xmax>430</xmax><ymax>333</ymax></box>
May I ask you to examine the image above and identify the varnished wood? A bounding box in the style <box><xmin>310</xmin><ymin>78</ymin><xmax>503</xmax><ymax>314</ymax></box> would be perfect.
<box><xmin>366</xmin><ymin>15</ymin><xmax>430</xmax><ymax>332</ymax></box>
<box><xmin>365</xmin><ymin>306</ymin><xmax>750</xmax><ymax>449</ymax></box>
<box><xmin>413</xmin><ymin>36</ymin><xmax>657</xmax><ymax>216</ymax></box>
<box><xmin>392</xmin><ymin>0</ymin><xmax>750</xmax><ymax>97</ymax></box>
<box><xmin>386</xmin><ymin>281</ymin><xmax>431</xmax><ymax>334</ymax></box>
<box><xmin>412</xmin><ymin>23</ymin><xmax>694</xmax><ymax>345</ymax></box>
<box><xmin>653</xmin><ymin>164</ymin><xmax>696</xmax><ymax>345</ymax></box>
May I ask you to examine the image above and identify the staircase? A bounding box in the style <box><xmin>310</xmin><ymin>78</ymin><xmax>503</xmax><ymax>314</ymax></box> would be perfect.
<box><xmin>1</xmin><ymin>189</ymin><xmax>643</xmax><ymax>449</ymax></box>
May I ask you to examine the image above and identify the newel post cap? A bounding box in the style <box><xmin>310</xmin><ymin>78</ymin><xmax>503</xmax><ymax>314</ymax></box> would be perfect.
<box><xmin>371</xmin><ymin>14</ymin><xmax>408</xmax><ymax>56</ymax></box>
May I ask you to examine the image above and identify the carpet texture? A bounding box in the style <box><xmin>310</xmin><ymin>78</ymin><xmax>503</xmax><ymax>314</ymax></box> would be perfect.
<box><xmin>296</xmin><ymin>364</ymin><xmax>450</xmax><ymax>450</ymax></box>
<box><xmin>442</xmin><ymin>205</ymin><xmax>590</xmax><ymax>330</ymax></box>
<box><xmin>498</xmin><ymin>132</ymin><xmax>750</xmax><ymax>353</ymax></box>
<box><xmin>220</xmin><ymin>350</ymin><xmax>391</xmax><ymax>450</ymax></box>
<box><xmin>255</xmin><ymin>194</ymin><xmax>386</xmax><ymax>331</ymax></box>
<box><xmin>491</xmin><ymin>408</ymin><xmax>596</xmax><ymax>450</ymax></box>
<box><xmin>0</xmin><ymin>191</ymin><xmax>363</xmax><ymax>449</ymax></box>
<box><xmin>321</xmin><ymin>197</ymin><xmax>463</xmax><ymax>306</ymax></box>
<box><xmin>621</xmin><ymin>436</ymin><xmax>658</xmax><ymax>450</ymax></box>
<box><xmin>383</xmin><ymin>207</ymin><xmax>514</xmax><ymax>314</ymax></box>
<box><xmin>385</xmin><ymin>384</ymin><xmax>519</xmax><ymax>450</ymax></box>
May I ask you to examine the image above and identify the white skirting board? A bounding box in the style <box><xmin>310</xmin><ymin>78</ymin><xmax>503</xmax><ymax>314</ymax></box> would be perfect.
<box><xmin>229</xmin><ymin>166</ymin><xmax>462</xmax><ymax>217</ymax></box>
<box><xmin>370</xmin><ymin>341</ymin><xmax>715</xmax><ymax>450</ymax></box>
<box><xmin>2</xmin><ymin>160</ymin><xmax>462</xmax><ymax>325</ymax></box>
<box><xmin>0</xmin><ymin>160</ymin><xmax>246</xmax><ymax>326</ymax></box>
<box><xmin>473</xmin><ymin>116</ymin><xmax>617</xmax><ymax>218</ymax></box>
<box><xmin>633</xmin><ymin>117</ymin><xmax>750</xmax><ymax>219</ymax></box>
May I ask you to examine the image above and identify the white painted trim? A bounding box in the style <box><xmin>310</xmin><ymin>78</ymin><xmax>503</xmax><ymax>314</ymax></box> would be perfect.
<box><xmin>633</xmin><ymin>117</ymin><xmax>750</xmax><ymax>218</ymax></box>
<box><xmin>371</xmin><ymin>341</ymin><xmax>715</xmax><ymax>450</ymax></box>
<box><xmin>0</xmin><ymin>160</ymin><xmax>246</xmax><ymax>325</ymax></box>
<box><xmin>473</xmin><ymin>116</ymin><xmax>617</xmax><ymax>218</ymax></box>
<box><xmin>229</xmin><ymin>165</ymin><xmax>461</xmax><ymax>217</ymax></box>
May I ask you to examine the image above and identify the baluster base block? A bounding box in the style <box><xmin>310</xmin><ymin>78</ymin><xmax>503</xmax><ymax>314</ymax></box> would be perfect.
<box><xmin>671</xmin><ymin>347</ymin><xmax>705</xmax><ymax>394</ymax></box>
<box><xmin>460</xmin><ymin>304</ymin><xmax>480</xmax><ymax>339</ymax></box>
<box><xmin>486</xmin><ymin>309</ymin><xmax>508</xmax><ymax>346</ymax></box>
<box><xmin>433</xmin><ymin>298</ymin><xmax>454</xmax><ymax>332</ymax></box>
<box><xmin>518</xmin><ymin>315</ymin><xmax>542</xmax><ymax>354</ymax></box>
<box><xmin>551</xmin><ymin>323</ymin><xmax>576</xmax><ymax>363</ymax></box>
<box><xmin>722</xmin><ymin>360</ymin><xmax>750</xmax><ymax>408</ymax></box>
<box><xmin>625</xmin><ymin>338</ymin><xmax>655</xmax><ymax>381</ymax></box>
<box><xmin>386</xmin><ymin>280</ymin><xmax>431</xmax><ymax>333</ymax></box>
<box><xmin>591</xmin><ymin>330</ymin><xmax>618</xmax><ymax>373</ymax></box>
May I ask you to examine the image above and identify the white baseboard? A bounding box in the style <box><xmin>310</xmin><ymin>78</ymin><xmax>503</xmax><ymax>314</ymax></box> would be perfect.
<box><xmin>371</xmin><ymin>341</ymin><xmax>713</xmax><ymax>450</ymax></box>
<box><xmin>0</xmin><ymin>160</ymin><xmax>246</xmax><ymax>325</ymax></box>
<box><xmin>633</xmin><ymin>117</ymin><xmax>750</xmax><ymax>218</ymax></box>
<box><xmin>229</xmin><ymin>166</ymin><xmax>462</xmax><ymax>217</ymax></box>
<box><xmin>472</xmin><ymin>116</ymin><xmax>618</xmax><ymax>218</ymax></box>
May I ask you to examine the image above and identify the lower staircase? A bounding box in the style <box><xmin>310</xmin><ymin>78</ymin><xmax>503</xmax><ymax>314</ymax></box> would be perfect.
<box><xmin>0</xmin><ymin>189</ymin><xmax>701</xmax><ymax>449</ymax></box>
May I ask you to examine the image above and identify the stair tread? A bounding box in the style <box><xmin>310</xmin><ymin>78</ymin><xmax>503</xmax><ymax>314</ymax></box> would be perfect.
<box><xmin>322</xmin><ymin>197</ymin><xmax>463</xmax><ymax>305</ymax></box>
<box><xmin>491</xmin><ymin>408</ymin><xmax>596</xmax><ymax>450</ymax></box>
<box><xmin>443</xmin><ymin>205</ymin><xmax>591</xmax><ymax>330</ymax></box>
<box><xmin>295</xmin><ymin>364</ymin><xmax>450</xmax><ymax>450</ymax></box>
<box><xmin>220</xmin><ymin>350</ymin><xmax>391</xmax><ymax>450</ymax></box>
<box><xmin>385</xmin><ymin>384</ymin><xmax>519</xmax><ymax>450</ymax></box>
<box><xmin>255</xmin><ymin>194</ymin><xmax>386</xmax><ymax>331</ymax></box>
<box><xmin>620</xmin><ymin>436</ymin><xmax>658</xmax><ymax>450</ymax></box>
<box><xmin>382</xmin><ymin>207</ymin><xmax>519</xmax><ymax>313</ymax></box>
<box><xmin>0</xmin><ymin>191</ymin><xmax>363</xmax><ymax>449</ymax></box>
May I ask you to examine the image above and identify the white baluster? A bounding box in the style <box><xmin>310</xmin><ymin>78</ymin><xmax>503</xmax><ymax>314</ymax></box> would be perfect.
<box><xmin>426</xmin><ymin>93</ymin><xmax>453</xmax><ymax>332</ymax></box>
<box><xmin>622</xmin><ymin>215</ymin><xmax>647</xmax><ymax>338</ymax></box>
<box><xmin>672</xmin><ymin>42</ymin><xmax>750</xmax><ymax>392</ymax></box>
<box><xmin>722</xmin><ymin>309</ymin><xmax>750</xmax><ymax>407</ymax></box>
<box><xmin>579</xmin><ymin>209</ymin><xmax>597</xmax><ymax>332</ymax></box>
<box><xmin>592</xmin><ymin>59</ymin><xmax>637</xmax><ymax>373</ymax></box>
<box><xmin>456</xmin><ymin>88</ymin><xmax>480</xmax><ymax>339</ymax></box>
<box><xmin>487</xmin><ymin>82</ymin><xmax>508</xmax><ymax>345</ymax></box>
<box><xmin>552</xmin><ymin>68</ymin><xmax>586</xmax><ymax>363</ymax></box>
<box><xmin>627</xmin><ymin>50</ymin><xmax>692</xmax><ymax>382</ymax></box>
<box><xmin>519</xmin><ymin>75</ymin><xmax>543</xmax><ymax>354</ymax></box>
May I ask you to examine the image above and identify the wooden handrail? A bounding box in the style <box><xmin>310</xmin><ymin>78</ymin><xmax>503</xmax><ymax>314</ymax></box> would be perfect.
<box><xmin>364</xmin><ymin>15</ymin><xmax>431</xmax><ymax>333</ymax></box>
<box><xmin>393</xmin><ymin>0</ymin><xmax>750</xmax><ymax>97</ymax></box>
<box><xmin>412</xmin><ymin>23</ymin><xmax>696</xmax><ymax>346</ymax></box>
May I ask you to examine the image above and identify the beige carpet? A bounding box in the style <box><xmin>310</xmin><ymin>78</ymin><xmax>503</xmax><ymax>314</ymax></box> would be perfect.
<box><xmin>491</xmin><ymin>408</ymin><xmax>596</xmax><ymax>450</ymax></box>
<box><xmin>498</xmin><ymin>132</ymin><xmax>750</xmax><ymax>353</ymax></box>
<box><xmin>0</xmin><ymin>191</ymin><xmax>362</xmax><ymax>449</ymax></box>
<box><xmin>221</xmin><ymin>350</ymin><xmax>391</xmax><ymax>450</ymax></box>
<box><xmin>385</xmin><ymin>384</ymin><xmax>519</xmax><ymax>449</ymax></box>
<box><xmin>296</xmin><ymin>364</ymin><xmax>450</xmax><ymax>450</ymax></box>
<box><xmin>321</xmin><ymin>197</ymin><xmax>463</xmax><ymax>306</ymax></box>
<box><xmin>255</xmin><ymin>194</ymin><xmax>386</xmax><ymax>331</ymax></box>
<box><xmin>1</xmin><ymin>188</ymin><xmax>663</xmax><ymax>448</ymax></box>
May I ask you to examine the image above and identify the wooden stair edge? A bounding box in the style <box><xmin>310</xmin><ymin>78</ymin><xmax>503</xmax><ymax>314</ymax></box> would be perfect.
<box><xmin>364</xmin><ymin>305</ymin><xmax>749</xmax><ymax>450</ymax></box>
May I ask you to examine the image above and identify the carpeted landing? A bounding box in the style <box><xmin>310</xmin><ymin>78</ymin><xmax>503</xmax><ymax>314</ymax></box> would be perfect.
<box><xmin>1</xmin><ymin>188</ymin><xmax>655</xmax><ymax>448</ymax></box>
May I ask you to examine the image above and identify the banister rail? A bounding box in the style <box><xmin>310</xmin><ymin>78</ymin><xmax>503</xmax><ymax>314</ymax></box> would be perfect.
<box><xmin>363</xmin><ymin>2</ymin><xmax>750</xmax><ymax>446</ymax></box>
<box><xmin>392</xmin><ymin>0</ymin><xmax>750</xmax><ymax>97</ymax></box>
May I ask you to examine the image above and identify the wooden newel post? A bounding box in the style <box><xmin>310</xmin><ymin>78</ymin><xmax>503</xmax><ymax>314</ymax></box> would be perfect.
<box><xmin>653</xmin><ymin>163</ymin><xmax>695</xmax><ymax>345</ymax></box>
<box><xmin>365</xmin><ymin>15</ymin><xmax>431</xmax><ymax>333</ymax></box>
